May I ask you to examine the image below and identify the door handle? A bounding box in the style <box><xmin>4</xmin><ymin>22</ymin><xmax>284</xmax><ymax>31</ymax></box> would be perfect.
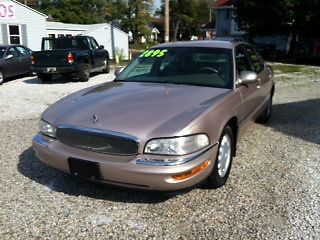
<box><xmin>257</xmin><ymin>78</ymin><xmax>261</xmax><ymax>89</ymax></box>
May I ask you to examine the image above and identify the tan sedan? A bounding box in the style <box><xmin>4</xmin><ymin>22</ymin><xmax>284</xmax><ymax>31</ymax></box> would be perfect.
<box><xmin>33</xmin><ymin>40</ymin><xmax>274</xmax><ymax>190</ymax></box>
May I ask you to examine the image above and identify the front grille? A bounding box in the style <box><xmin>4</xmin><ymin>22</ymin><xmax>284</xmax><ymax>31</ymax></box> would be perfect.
<box><xmin>56</xmin><ymin>125</ymin><xmax>139</xmax><ymax>155</ymax></box>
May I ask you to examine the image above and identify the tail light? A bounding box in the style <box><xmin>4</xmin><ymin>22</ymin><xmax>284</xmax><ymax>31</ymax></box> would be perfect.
<box><xmin>31</xmin><ymin>56</ymin><xmax>36</xmax><ymax>64</ymax></box>
<box><xmin>67</xmin><ymin>53</ymin><xmax>75</xmax><ymax>64</ymax></box>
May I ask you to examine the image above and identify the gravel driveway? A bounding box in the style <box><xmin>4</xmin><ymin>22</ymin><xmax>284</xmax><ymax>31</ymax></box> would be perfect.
<box><xmin>0</xmin><ymin>70</ymin><xmax>319</xmax><ymax>239</ymax></box>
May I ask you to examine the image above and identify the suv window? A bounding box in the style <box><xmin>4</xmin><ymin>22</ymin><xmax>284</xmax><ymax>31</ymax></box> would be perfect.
<box><xmin>244</xmin><ymin>45</ymin><xmax>265</xmax><ymax>73</ymax></box>
<box><xmin>235</xmin><ymin>46</ymin><xmax>252</xmax><ymax>74</ymax></box>
<box><xmin>89</xmin><ymin>38</ymin><xmax>99</xmax><ymax>50</ymax></box>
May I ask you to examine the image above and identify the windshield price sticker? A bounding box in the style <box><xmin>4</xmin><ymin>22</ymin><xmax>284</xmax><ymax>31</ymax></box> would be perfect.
<box><xmin>140</xmin><ymin>49</ymin><xmax>168</xmax><ymax>58</ymax></box>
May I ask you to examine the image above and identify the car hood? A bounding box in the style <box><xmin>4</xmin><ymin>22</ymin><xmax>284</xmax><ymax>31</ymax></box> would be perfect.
<box><xmin>43</xmin><ymin>81</ymin><xmax>231</xmax><ymax>141</ymax></box>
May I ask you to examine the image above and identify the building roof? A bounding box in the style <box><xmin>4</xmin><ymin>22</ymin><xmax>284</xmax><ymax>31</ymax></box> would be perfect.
<box><xmin>202</xmin><ymin>22</ymin><xmax>216</xmax><ymax>30</ymax></box>
<box><xmin>46</xmin><ymin>22</ymin><xmax>129</xmax><ymax>36</ymax></box>
<box><xmin>214</xmin><ymin>0</ymin><xmax>233</xmax><ymax>8</ymax></box>
<box><xmin>12</xmin><ymin>0</ymin><xmax>47</xmax><ymax>17</ymax></box>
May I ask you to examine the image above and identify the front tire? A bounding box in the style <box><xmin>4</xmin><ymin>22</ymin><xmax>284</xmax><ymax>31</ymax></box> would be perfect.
<box><xmin>37</xmin><ymin>73</ymin><xmax>52</xmax><ymax>83</ymax></box>
<box><xmin>0</xmin><ymin>69</ymin><xmax>4</xmax><ymax>85</ymax></box>
<box><xmin>257</xmin><ymin>94</ymin><xmax>273</xmax><ymax>123</ymax></box>
<box><xmin>207</xmin><ymin>126</ymin><xmax>234</xmax><ymax>188</ymax></box>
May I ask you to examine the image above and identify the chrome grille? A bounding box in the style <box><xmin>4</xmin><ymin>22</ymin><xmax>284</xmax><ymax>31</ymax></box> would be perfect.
<box><xmin>56</xmin><ymin>125</ymin><xmax>139</xmax><ymax>155</ymax></box>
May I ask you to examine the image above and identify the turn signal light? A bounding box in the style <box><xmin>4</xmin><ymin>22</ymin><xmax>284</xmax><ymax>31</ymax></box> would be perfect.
<box><xmin>67</xmin><ymin>53</ymin><xmax>75</xmax><ymax>64</ymax></box>
<box><xmin>172</xmin><ymin>160</ymin><xmax>210</xmax><ymax>181</ymax></box>
<box><xmin>31</xmin><ymin>56</ymin><xmax>36</xmax><ymax>64</ymax></box>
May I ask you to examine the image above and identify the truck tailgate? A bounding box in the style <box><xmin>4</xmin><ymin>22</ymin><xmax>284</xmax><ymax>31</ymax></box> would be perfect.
<box><xmin>33</xmin><ymin>50</ymin><xmax>73</xmax><ymax>67</ymax></box>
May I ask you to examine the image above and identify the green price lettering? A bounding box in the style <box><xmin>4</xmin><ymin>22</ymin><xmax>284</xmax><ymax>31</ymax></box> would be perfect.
<box><xmin>140</xmin><ymin>49</ymin><xmax>169</xmax><ymax>58</ymax></box>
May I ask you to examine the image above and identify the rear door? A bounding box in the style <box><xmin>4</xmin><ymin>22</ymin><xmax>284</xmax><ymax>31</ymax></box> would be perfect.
<box><xmin>3</xmin><ymin>47</ymin><xmax>22</xmax><ymax>77</ymax></box>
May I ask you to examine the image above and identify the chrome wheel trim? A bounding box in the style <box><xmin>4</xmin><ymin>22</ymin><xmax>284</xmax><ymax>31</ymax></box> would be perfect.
<box><xmin>217</xmin><ymin>134</ymin><xmax>232</xmax><ymax>178</ymax></box>
<box><xmin>0</xmin><ymin>71</ymin><xmax>3</xmax><ymax>84</ymax></box>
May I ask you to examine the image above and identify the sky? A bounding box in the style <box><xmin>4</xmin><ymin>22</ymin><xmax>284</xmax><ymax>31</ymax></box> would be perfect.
<box><xmin>154</xmin><ymin>0</ymin><xmax>161</xmax><ymax>10</ymax></box>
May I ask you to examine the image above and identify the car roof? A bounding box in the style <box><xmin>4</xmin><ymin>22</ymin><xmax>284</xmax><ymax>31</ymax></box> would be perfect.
<box><xmin>155</xmin><ymin>40</ymin><xmax>248</xmax><ymax>49</ymax></box>
<box><xmin>0</xmin><ymin>44</ymin><xmax>25</xmax><ymax>48</ymax></box>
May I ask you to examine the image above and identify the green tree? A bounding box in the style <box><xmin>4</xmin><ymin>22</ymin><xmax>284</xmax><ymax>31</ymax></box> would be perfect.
<box><xmin>235</xmin><ymin>0</ymin><xmax>320</xmax><ymax>54</ymax></box>
<box><xmin>120</xmin><ymin>0</ymin><xmax>154</xmax><ymax>44</ymax></box>
<box><xmin>158</xmin><ymin>0</ymin><xmax>214</xmax><ymax>41</ymax></box>
<box><xmin>39</xmin><ymin>0</ymin><xmax>107</xmax><ymax>24</ymax></box>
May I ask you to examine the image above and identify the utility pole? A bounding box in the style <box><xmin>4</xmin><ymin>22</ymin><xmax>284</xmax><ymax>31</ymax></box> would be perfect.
<box><xmin>164</xmin><ymin>0</ymin><xmax>170</xmax><ymax>43</ymax></box>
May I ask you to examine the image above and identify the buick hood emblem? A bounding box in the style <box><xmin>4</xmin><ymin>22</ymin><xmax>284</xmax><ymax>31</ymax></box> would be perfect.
<box><xmin>92</xmin><ymin>114</ymin><xmax>98</xmax><ymax>123</ymax></box>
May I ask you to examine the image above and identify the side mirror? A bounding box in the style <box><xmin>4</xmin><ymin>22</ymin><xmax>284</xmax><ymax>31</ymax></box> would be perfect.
<box><xmin>114</xmin><ymin>66</ymin><xmax>125</xmax><ymax>77</ymax></box>
<box><xmin>5</xmin><ymin>54</ymin><xmax>14</xmax><ymax>60</ymax></box>
<box><xmin>238</xmin><ymin>71</ymin><xmax>258</xmax><ymax>85</ymax></box>
<box><xmin>99</xmin><ymin>45</ymin><xmax>104</xmax><ymax>49</ymax></box>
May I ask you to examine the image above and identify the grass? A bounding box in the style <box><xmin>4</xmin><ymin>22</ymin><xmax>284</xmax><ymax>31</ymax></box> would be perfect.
<box><xmin>270</xmin><ymin>64</ymin><xmax>304</xmax><ymax>73</ymax></box>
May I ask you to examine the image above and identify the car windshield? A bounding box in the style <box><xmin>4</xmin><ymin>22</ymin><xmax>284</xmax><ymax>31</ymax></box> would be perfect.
<box><xmin>0</xmin><ymin>47</ymin><xmax>6</xmax><ymax>58</ymax></box>
<box><xmin>116</xmin><ymin>47</ymin><xmax>233</xmax><ymax>89</ymax></box>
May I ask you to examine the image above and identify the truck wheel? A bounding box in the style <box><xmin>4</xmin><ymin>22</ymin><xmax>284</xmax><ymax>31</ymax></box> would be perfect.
<box><xmin>37</xmin><ymin>73</ymin><xmax>52</xmax><ymax>83</ymax></box>
<box><xmin>0</xmin><ymin>69</ymin><xmax>4</xmax><ymax>85</ymax></box>
<box><xmin>102</xmin><ymin>59</ymin><xmax>110</xmax><ymax>73</ymax></box>
<box><xmin>257</xmin><ymin>94</ymin><xmax>273</xmax><ymax>123</ymax></box>
<box><xmin>207</xmin><ymin>126</ymin><xmax>234</xmax><ymax>189</ymax></box>
<box><xmin>78</xmin><ymin>64</ymin><xmax>90</xmax><ymax>82</ymax></box>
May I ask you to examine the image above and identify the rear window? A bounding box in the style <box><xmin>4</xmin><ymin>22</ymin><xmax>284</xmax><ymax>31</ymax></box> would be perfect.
<box><xmin>43</xmin><ymin>38</ymin><xmax>90</xmax><ymax>50</ymax></box>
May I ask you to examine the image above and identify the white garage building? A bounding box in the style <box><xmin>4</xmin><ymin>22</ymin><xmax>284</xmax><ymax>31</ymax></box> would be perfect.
<box><xmin>0</xmin><ymin>0</ymin><xmax>47</xmax><ymax>50</ymax></box>
<box><xmin>46</xmin><ymin>22</ymin><xmax>129</xmax><ymax>60</ymax></box>
<box><xmin>0</xmin><ymin>0</ymin><xmax>129</xmax><ymax>59</ymax></box>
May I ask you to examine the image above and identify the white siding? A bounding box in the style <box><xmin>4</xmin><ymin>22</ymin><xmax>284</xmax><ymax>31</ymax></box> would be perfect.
<box><xmin>113</xmin><ymin>28</ymin><xmax>129</xmax><ymax>60</ymax></box>
<box><xmin>85</xmin><ymin>25</ymin><xmax>129</xmax><ymax>60</ymax></box>
<box><xmin>0</xmin><ymin>0</ymin><xmax>46</xmax><ymax>50</ymax></box>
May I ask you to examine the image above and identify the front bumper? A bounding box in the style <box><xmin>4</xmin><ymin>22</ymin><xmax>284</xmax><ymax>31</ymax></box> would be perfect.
<box><xmin>32</xmin><ymin>134</ymin><xmax>218</xmax><ymax>191</ymax></box>
<box><xmin>32</xmin><ymin>65</ymin><xmax>80</xmax><ymax>74</ymax></box>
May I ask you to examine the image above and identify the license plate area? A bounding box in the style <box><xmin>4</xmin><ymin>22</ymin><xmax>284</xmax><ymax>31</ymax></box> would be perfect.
<box><xmin>47</xmin><ymin>67</ymin><xmax>57</xmax><ymax>73</ymax></box>
<box><xmin>68</xmin><ymin>158</ymin><xmax>100</xmax><ymax>179</ymax></box>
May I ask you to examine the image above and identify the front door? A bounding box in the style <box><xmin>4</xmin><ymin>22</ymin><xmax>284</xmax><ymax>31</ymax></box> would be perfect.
<box><xmin>89</xmin><ymin>37</ymin><xmax>106</xmax><ymax>68</ymax></box>
<box><xmin>3</xmin><ymin>47</ymin><xmax>22</xmax><ymax>77</ymax></box>
<box><xmin>234</xmin><ymin>45</ymin><xmax>261</xmax><ymax>125</ymax></box>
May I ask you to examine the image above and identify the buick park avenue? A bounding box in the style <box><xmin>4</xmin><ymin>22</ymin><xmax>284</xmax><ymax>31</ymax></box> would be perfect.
<box><xmin>33</xmin><ymin>41</ymin><xmax>275</xmax><ymax>191</ymax></box>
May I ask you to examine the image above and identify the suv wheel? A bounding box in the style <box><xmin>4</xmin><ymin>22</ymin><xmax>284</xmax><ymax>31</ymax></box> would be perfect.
<box><xmin>0</xmin><ymin>70</ymin><xmax>4</xmax><ymax>85</ymax></box>
<box><xmin>102</xmin><ymin>59</ymin><xmax>110</xmax><ymax>73</ymax></box>
<box><xmin>37</xmin><ymin>73</ymin><xmax>52</xmax><ymax>83</ymax></box>
<box><xmin>78</xmin><ymin>64</ymin><xmax>90</xmax><ymax>82</ymax></box>
<box><xmin>207</xmin><ymin>126</ymin><xmax>234</xmax><ymax>188</ymax></box>
<box><xmin>257</xmin><ymin>94</ymin><xmax>273</xmax><ymax>123</ymax></box>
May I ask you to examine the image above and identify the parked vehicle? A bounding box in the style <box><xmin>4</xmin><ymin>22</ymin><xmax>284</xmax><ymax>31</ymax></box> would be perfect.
<box><xmin>33</xmin><ymin>40</ymin><xmax>274</xmax><ymax>191</ymax></box>
<box><xmin>31</xmin><ymin>36</ymin><xmax>110</xmax><ymax>82</ymax></box>
<box><xmin>0</xmin><ymin>45</ymin><xmax>32</xmax><ymax>85</ymax></box>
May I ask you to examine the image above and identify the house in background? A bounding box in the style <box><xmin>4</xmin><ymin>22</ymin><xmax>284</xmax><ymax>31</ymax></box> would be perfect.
<box><xmin>214</xmin><ymin>0</ymin><xmax>291</xmax><ymax>54</ymax></box>
<box><xmin>201</xmin><ymin>22</ymin><xmax>216</xmax><ymax>40</ymax></box>
<box><xmin>46</xmin><ymin>22</ymin><xmax>129</xmax><ymax>60</ymax></box>
<box><xmin>0</xmin><ymin>0</ymin><xmax>47</xmax><ymax>50</ymax></box>
<box><xmin>214</xmin><ymin>0</ymin><xmax>244</xmax><ymax>39</ymax></box>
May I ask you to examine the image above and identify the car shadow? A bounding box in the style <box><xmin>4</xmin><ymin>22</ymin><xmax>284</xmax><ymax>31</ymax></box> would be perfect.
<box><xmin>267</xmin><ymin>98</ymin><xmax>320</xmax><ymax>145</ymax></box>
<box><xmin>18</xmin><ymin>148</ymin><xmax>180</xmax><ymax>203</ymax></box>
<box><xmin>23</xmin><ymin>75</ymin><xmax>71</xmax><ymax>84</ymax></box>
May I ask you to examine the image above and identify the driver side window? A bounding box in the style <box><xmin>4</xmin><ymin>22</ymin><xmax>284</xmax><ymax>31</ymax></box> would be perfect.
<box><xmin>235</xmin><ymin>46</ymin><xmax>252</xmax><ymax>75</ymax></box>
<box><xmin>6</xmin><ymin>47</ymin><xmax>18</xmax><ymax>58</ymax></box>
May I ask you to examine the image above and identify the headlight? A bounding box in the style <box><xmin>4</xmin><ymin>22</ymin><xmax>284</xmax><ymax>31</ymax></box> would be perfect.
<box><xmin>39</xmin><ymin>120</ymin><xmax>56</xmax><ymax>138</ymax></box>
<box><xmin>144</xmin><ymin>134</ymin><xmax>209</xmax><ymax>156</ymax></box>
